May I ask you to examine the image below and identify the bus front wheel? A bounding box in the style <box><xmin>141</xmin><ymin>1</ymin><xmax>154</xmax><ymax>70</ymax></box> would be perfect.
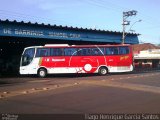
<box><xmin>98</xmin><ymin>67</ymin><xmax>108</xmax><ymax>76</ymax></box>
<box><xmin>38</xmin><ymin>68</ymin><xmax>47</xmax><ymax>78</ymax></box>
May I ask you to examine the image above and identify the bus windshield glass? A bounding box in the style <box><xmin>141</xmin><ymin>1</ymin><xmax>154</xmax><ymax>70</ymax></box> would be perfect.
<box><xmin>21</xmin><ymin>48</ymin><xmax>35</xmax><ymax>66</ymax></box>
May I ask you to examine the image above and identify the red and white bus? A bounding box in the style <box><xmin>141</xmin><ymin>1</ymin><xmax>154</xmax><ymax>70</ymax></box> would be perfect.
<box><xmin>20</xmin><ymin>44</ymin><xmax>133</xmax><ymax>77</ymax></box>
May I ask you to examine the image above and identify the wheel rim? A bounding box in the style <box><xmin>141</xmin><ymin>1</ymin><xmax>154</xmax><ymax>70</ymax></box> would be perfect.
<box><xmin>101</xmin><ymin>68</ymin><xmax>107</xmax><ymax>75</ymax></box>
<box><xmin>40</xmin><ymin>70</ymin><xmax>45</xmax><ymax>77</ymax></box>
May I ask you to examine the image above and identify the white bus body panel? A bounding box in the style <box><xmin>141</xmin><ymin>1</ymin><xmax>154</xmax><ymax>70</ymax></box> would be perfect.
<box><xmin>20</xmin><ymin>58</ymin><xmax>40</xmax><ymax>75</ymax></box>
<box><xmin>108</xmin><ymin>65</ymin><xmax>133</xmax><ymax>73</ymax></box>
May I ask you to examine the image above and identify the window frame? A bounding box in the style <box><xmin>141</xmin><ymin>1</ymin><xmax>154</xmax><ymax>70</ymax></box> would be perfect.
<box><xmin>50</xmin><ymin>48</ymin><xmax>64</xmax><ymax>56</ymax></box>
<box><xmin>35</xmin><ymin>48</ymin><xmax>50</xmax><ymax>57</ymax></box>
<box><xmin>105</xmin><ymin>47</ymin><xmax>119</xmax><ymax>55</ymax></box>
<box><xmin>64</xmin><ymin>48</ymin><xmax>78</xmax><ymax>56</ymax></box>
<box><xmin>119</xmin><ymin>46</ymin><xmax>130</xmax><ymax>55</ymax></box>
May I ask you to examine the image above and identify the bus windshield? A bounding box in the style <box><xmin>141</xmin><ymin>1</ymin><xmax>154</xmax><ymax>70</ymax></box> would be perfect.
<box><xmin>21</xmin><ymin>48</ymin><xmax>35</xmax><ymax>66</ymax></box>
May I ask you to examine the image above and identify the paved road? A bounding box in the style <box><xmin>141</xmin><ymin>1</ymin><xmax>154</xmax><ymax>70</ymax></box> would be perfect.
<box><xmin>0</xmin><ymin>72</ymin><xmax>160</xmax><ymax>115</ymax></box>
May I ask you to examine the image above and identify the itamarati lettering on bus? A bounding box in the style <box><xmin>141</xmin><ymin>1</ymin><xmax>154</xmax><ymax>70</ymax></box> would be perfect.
<box><xmin>51</xmin><ymin>59</ymin><xmax>65</xmax><ymax>62</ymax></box>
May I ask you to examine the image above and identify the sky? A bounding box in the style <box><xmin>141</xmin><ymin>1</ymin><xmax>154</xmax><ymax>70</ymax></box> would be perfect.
<box><xmin>0</xmin><ymin>0</ymin><xmax>160</xmax><ymax>44</ymax></box>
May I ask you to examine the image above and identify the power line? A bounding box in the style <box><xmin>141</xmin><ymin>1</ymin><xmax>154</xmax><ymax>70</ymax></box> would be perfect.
<box><xmin>83</xmin><ymin>0</ymin><xmax>123</xmax><ymax>13</ymax></box>
<box><xmin>0</xmin><ymin>9</ymin><xmax>73</xmax><ymax>26</ymax></box>
<box><xmin>84</xmin><ymin>0</ymin><xmax>160</xmax><ymax>29</ymax></box>
<box><xmin>1</xmin><ymin>1</ymin><xmax>160</xmax><ymax>33</ymax></box>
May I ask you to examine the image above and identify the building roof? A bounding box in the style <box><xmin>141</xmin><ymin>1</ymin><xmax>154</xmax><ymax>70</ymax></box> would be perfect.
<box><xmin>132</xmin><ymin>43</ymin><xmax>160</xmax><ymax>52</ymax></box>
<box><xmin>0</xmin><ymin>19</ymin><xmax>140</xmax><ymax>44</ymax></box>
<box><xmin>0</xmin><ymin>19</ymin><xmax>139</xmax><ymax>35</ymax></box>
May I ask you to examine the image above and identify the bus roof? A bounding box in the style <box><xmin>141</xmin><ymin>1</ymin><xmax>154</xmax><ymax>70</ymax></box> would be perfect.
<box><xmin>43</xmin><ymin>44</ymin><xmax>131</xmax><ymax>48</ymax></box>
<box><xmin>24</xmin><ymin>44</ymin><xmax>131</xmax><ymax>49</ymax></box>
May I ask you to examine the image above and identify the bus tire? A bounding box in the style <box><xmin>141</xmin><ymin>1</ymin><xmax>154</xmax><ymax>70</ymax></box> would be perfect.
<box><xmin>38</xmin><ymin>68</ymin><xmax>47</xmax><ymax>78</ymax></box>
<box><xmin>98</xmin><ymin>67</ymin><xmax>108</xmax><ymax>76</ymax></box>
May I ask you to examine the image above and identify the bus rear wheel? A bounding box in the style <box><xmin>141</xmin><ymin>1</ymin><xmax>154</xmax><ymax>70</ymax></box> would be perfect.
<box><xmin>98</xmin><ymin>67</ymin><xmax>108</xmax><ymax>76</ymax></box>
<box><xmin>38</xmin><ymin>68</ymin><xmax>47</xmax><ymax>78</ymax></box>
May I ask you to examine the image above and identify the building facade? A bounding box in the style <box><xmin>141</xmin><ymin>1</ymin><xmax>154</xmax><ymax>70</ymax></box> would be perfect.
<box><xmin>132</xmin><ymin>43</ymin><xmax>160</xmax><ymax>70</ymax></box>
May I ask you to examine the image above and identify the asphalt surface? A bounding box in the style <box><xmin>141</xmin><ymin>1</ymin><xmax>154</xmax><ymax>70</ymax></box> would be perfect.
<box><xmin>0</xmin><ymin>71</ymin><xmax>160</xmax><ymax>116</ymax></box>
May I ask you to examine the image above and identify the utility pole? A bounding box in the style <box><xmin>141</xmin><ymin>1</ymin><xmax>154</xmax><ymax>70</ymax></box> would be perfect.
<box><xmin>122</xmin><ymin>10</ymin><xmax>137</xmax><ymax>44</ymax></box>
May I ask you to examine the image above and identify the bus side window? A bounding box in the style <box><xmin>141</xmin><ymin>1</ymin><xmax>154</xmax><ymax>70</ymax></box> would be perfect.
<box><xmin>50</xmin><ymin>48</ymin><xmax>64</xmax><ymax>56</ymax></box>
<box><xmin>105</xmin><ymin>48</ymin><xmax>111</xmax><ymax>55</ymax></box>
<box><xmin>99</xmin><ymin>48</ymin><xmax>105</xmax><ymax>55</ymax></box>
<box><xmin>105</xmin><ymin>47</ymin><xmax>118</xmax><ymax>55</ymax></box>
<box><xmin>113</xmin><ymin>47</ymin><xmax>118</xmax><ymax>55</ymax></box>
<box><xmin>91</xmin><ymin>48</ymin><xmax>104</xmax><ymax>55</ymax></box>
<box><xmin>119</xmin><ymin>46</ymin><xmax>129</xmax><ymax>54</ymax></box>
<box><xmin>64</xmin><ymin>48</ymin><xmax>77</xmax><ymax>56</ymax></box>
<box><xmin>79</xmin><ymin>48</ymin><xmax>92</xmax><ymax>56</ymax></box>
<box><xmin>36</xmin><ymin>48</ymin><xmax>49</xmax><ymax>57</ymax></box>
